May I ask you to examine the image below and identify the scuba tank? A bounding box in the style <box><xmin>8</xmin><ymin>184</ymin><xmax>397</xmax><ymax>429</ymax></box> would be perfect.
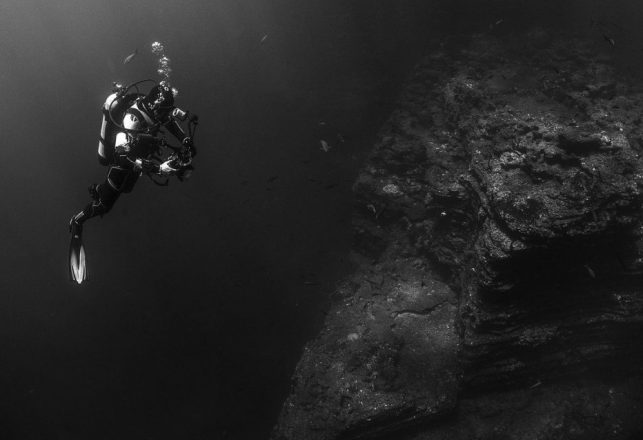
<box><xmin>97</xmin><ymin>79</ymin><xmax>198</xmax><ymax>184</ymax></box>
<box><xmin>97</xmin><ymin>80</ymin><xmax>155</xmax><ymax>166</ymax></box>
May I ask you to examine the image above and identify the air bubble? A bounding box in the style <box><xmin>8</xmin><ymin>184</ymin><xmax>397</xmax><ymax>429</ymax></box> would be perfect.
<box><xmin>152</xmin><ymin>42</ymin><xmax>174</xmax><ymax>87</ymax></box>
<box><xmin>151</xmin><ymin>41</ymin><xmax>164</xmax><ymax>55</ymax></box>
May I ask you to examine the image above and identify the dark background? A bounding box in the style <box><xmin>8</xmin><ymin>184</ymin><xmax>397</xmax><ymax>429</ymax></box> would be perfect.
<box><xmin>0</xmin><ymin>0</ymin><xmax>641</xmax><ymax>438</ymax></box>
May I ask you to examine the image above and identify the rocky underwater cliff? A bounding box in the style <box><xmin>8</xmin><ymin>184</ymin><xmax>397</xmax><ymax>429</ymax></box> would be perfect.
<box><xmin>273</xmin><ymin>31</ymin><xmax>643</xmax><ymax>440</ymax></box>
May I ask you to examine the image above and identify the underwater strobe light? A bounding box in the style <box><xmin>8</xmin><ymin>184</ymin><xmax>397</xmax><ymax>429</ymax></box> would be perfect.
<box><xmin>151</xmin><ymin>41</ymin><xmax>179</xmax><ymax>96</ymax></box>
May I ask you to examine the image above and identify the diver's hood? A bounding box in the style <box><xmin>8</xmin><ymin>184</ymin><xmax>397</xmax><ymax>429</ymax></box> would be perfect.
<box><xmin>144</xmin><ymin>85</ymin><xmax>174</xmax><ymax>114</ymax></box>
<box><xmin>139</xmin><ymin>98</ymin><xmax>172</xmax><ymax>123</ymax></box>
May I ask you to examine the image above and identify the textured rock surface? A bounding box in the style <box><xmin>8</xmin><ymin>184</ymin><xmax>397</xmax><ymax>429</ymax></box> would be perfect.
<box><xmin>273</xmin><ymin>31</ymin><xmax>643</xmax><ymax>440</ymax></box>
<box><xmin>274</xmin><ymin>255</ymin><xmax>460</xmax><ymax>440</ymax></box>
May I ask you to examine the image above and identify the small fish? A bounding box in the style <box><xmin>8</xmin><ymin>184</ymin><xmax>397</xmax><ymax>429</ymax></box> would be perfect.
<box><xmin>123</xmin><ymin>48</ymin><xmax>138</xmax><ymax>64</ymax></box>
<box><xmin>320</xmin><ymin>139</ymin><xmax>331</xmax><ymax>152</ymax></box>
<box><xmin>584</xmin><ymin>264</ymin><xmax>596</xmax><ymax>279</ymax></box>
<box><xmin>489</xmin><ymin>18</ymin><xmax>503</xmax><ymax>29</ymax></box>
<box><xmin>603</xmin><ymin>34</ymin><xmax>615</xmax><ymax>47</ymax></box>
<box><xmin>267</xmin><ymin>175</ymin><xmax>278</xmax><ymax>183</ymax></box>
<box><xmin>260</xmin><ymin>34</ymin><xmax>268</xmax><ymax>43</ymax></box>
<box><xmin>529</xmin><ymin>380</ymin><xmax>542</xmax><ymax>389</ymax></box>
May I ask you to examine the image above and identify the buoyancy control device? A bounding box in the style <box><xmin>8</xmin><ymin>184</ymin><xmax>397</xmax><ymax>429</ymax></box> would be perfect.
<box><xmin>97</xmin><ymin>80</ymin><xmax>156</xmax><ymax>166</ymax></box>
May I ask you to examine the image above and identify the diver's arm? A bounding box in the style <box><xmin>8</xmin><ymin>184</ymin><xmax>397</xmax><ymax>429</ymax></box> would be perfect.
<box><xmin>164</xmin><ymin>118</ymin><xmax>187</xmax><ymax>143</ymax></box>
<box><xmin>113</xmin><ymin>132</ymin><xmax>159</xmax><ymax>173</ymax></box>
<box><xmin>164</xmin><ymin>115</ymin><xmax>197</xmax><ymax>157</ymax></box>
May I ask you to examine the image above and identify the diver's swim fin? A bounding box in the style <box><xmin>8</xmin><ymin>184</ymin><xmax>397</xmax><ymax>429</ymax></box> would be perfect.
<box><xmin>69</xmin><ymin>220</ymin><xmax>87</xmax><ymax>284</ymax></box>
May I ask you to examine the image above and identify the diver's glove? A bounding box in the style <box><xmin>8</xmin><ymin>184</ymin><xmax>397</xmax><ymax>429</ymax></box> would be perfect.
<box><xmin>142</xmin><ymin>159</ymin><xmax>160</xmax><ymax>174</ymax></box>
<box><xmin>135</xmin><ymin>158</ymin><xmax>160</xmax><ymax>174</ymax></box>
<box><xmin>159</xmin><ymin>160</ymin><xmax>178</xmax><ymax>176</ymax></box>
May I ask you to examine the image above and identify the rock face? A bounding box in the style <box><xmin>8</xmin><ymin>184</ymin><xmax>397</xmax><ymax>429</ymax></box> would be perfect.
<box><xmin>273</xmin><ymin>256</ymin><xmax>461</xmax><ymax>440</ymax></box>
<box><xmin>273</xmin><ymin>31</ymin><xmax>643</xmax><ymax>440</ymax></box>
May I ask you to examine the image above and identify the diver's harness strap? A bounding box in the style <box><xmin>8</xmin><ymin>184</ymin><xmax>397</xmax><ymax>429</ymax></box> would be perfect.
<box><xmin>126</xmin><ymin>106</ymin><xmax>156</xmax><ymax>129</ymax></box>
<box><xmin>107</xmin><ymin>87</ymin><xmax>161</xmax><ymax>136</ymax></box>
<box><xmin>104</xmin><ymin>79</ymin><xmax>197</xmax><ymax>187</ymax></box>
<box><xmin>98</xmin><ymin>134</ymin><xmax>108</xmax><ymax>150</ymax></box>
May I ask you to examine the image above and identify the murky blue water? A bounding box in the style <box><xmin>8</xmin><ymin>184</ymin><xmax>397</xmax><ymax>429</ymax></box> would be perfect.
<box><xmin>2</xmin><ymin>0</ymin><xmax>642</xmax><ymax>438</ymax></box>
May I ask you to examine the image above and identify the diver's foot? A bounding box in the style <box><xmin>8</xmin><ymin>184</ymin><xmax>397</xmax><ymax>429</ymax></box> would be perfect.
<box><xmin>69</xmin><ymin>224</ymin><xmax>87</xmax><ymax>285</ymax></box>
<box><xmin>69</xmin><ymin>216</ymin><xmax>83</xmax><ymax>239</ymax></box>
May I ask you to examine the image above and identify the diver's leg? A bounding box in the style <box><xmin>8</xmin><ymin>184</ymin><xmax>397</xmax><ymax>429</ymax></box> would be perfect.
<box><xmin>69</xmin><ymin>181</ymin><xmax>121</xmax><ymax>234</ymax></box>
<box><xmin>69</xmin><ymin>183</ymin><xmax>120</xmax><ymax>284</ymax></box>
<box><xmin>69</xmin><ymin>166</ymin><xmax>139</xmax><ymax>235</ymax></box>
<box><xmin>85</xmin><ymin>182</ymin><xmax>120</xmax><ymax>218</ymax></box>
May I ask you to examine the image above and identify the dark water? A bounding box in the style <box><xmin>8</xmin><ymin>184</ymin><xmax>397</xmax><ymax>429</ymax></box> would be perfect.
<box><xmin>2</xmin><ymin>0</ymin><xmax>642</xmax><ymax>439</ymax></box>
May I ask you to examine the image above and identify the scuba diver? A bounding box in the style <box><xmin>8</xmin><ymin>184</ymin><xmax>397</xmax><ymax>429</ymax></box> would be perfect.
<box><xmin>69</xmin><ymin>80</ymin><xmax>198</xmax><ymax>284</ymax></box>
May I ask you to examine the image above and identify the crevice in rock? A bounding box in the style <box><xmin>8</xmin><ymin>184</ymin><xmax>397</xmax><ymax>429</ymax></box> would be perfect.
<box><xmin>391</xmin><ymin>303</ymin><xmax>449</xmax><ymax>319</ymax></box>
<box><xmin>273</xmin><ymin>30</ymin><xmax>643</xmax><ymax>440</ymax></box>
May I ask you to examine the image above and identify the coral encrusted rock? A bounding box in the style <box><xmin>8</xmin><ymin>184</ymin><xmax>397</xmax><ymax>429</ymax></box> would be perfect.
<box><xmin>273</xmin><ymin>31</ymin><xmax>643</xmax><ymax>440</ymax></box>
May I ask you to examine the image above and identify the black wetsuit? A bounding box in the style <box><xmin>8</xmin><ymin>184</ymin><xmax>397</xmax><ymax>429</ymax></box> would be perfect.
<box><xmin>73</xmin><ymin>99</ymin><xmax>187</xmax><ymax>225</ymax></box>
